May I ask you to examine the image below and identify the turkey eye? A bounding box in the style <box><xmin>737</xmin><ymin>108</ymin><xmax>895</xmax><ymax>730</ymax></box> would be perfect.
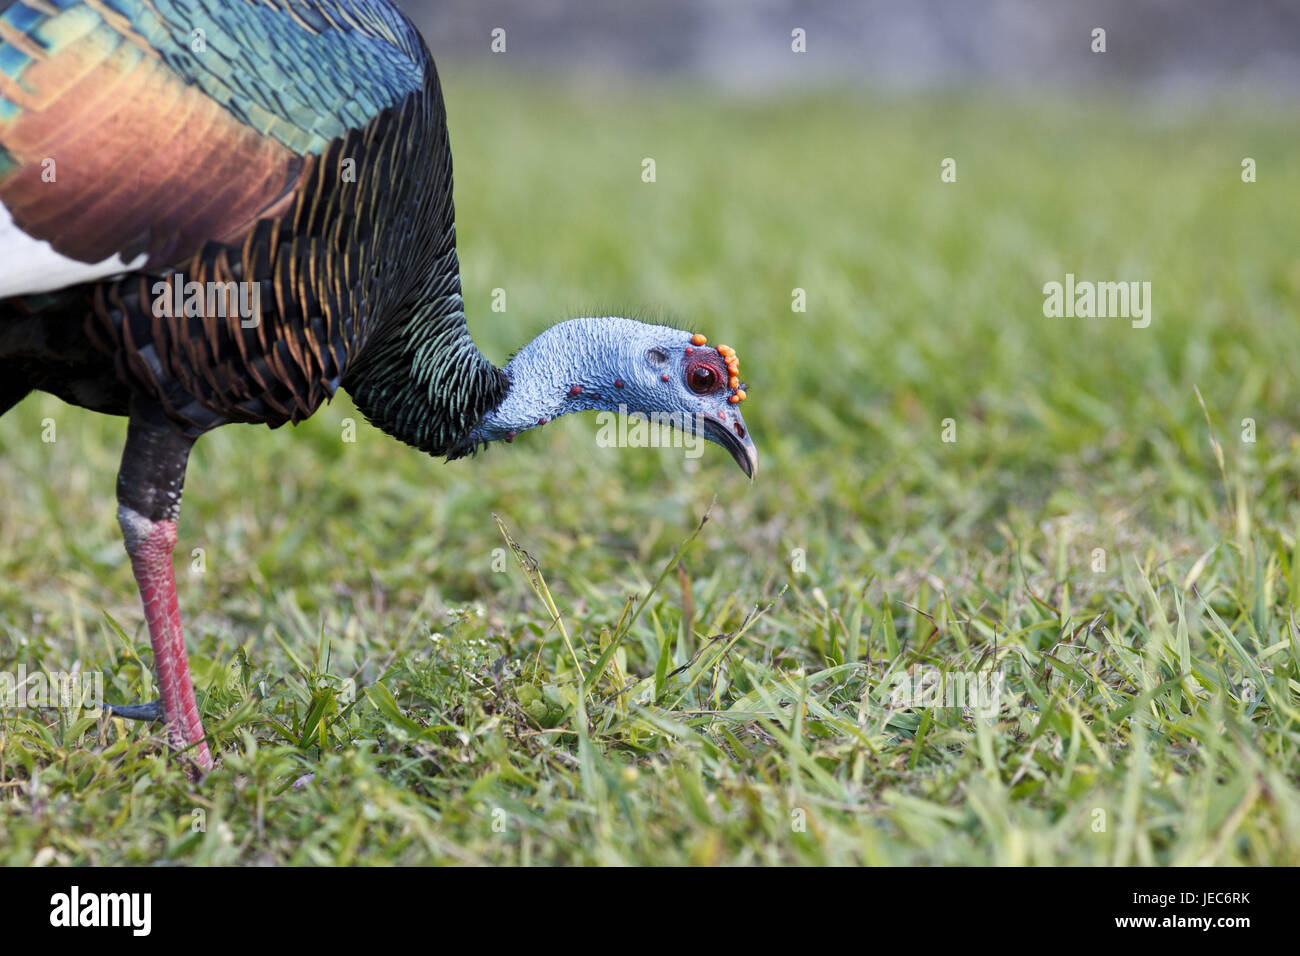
<box><xmin>688</xmin><ymin>366</ymin><xmax>719</xmax><ymax>394</ymax></box>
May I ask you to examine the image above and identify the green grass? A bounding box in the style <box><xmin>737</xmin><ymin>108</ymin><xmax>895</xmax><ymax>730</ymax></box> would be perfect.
<box><xmin>2</xmin><ymin>78</ymin><xmax>1299</xmax><ymax>864</ymax></box>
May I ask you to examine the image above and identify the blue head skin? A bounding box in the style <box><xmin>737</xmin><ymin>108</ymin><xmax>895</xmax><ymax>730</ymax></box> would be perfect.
<box><xmin>468</xmin><ymin>317</ymin><xmax>756</xmax><ymax>476</ymax></box>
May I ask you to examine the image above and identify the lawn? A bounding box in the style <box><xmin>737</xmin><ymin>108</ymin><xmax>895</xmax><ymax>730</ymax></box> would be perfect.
<box><xmin>1</xmin><ymin>76</ymin><xmax>1298</xmax><ymax>864</ymax></box>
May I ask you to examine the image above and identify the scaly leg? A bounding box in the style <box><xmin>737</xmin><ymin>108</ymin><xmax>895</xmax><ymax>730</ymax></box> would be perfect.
<box><xmin>115</xmin><ymin>411</ymin><xmax>212</xmax><ymax>775</ymax></box>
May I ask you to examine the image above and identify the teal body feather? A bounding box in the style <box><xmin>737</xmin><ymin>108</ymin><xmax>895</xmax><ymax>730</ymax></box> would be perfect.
<box><xmin>0</xmin><ymin>1</ymin><xmax>422</xmax><ymax>154</ymax></box>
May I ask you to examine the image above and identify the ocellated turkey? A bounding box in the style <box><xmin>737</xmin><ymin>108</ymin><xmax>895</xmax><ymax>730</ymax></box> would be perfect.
<box><xmin>0</xmin><ymin>0</ymin><xmax>754</xmax><ymax>776</ymax></box>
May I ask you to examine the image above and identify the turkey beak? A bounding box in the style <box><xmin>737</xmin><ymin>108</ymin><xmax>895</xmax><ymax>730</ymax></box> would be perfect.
<box><xmin>703</xmin><ymin>410</ymin><xmax>757</xmax><ymax>479</ymax></box>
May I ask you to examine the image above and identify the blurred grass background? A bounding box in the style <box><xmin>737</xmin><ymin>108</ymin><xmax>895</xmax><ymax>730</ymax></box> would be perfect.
<box><xmin>1</xmin><ymin>76</ymin><xmax>1299</xmax><ymax>863</ymax></box>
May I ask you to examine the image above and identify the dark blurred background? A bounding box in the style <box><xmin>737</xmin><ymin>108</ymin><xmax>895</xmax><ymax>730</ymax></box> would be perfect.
<box><xmin>395</xmin><ymin>0</ymin><xmax>1300</xmax><ymax>98</ymax></box>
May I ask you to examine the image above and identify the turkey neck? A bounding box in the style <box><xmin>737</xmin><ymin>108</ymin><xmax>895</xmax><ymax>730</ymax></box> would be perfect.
<box><xmin>468</xmin><ymin>316</ymin><xmax>660</xmax><ymax>446</ymax></box>
<box><xmin>328</xmin><ymin>56</ymin><xmax>511</xmax><ymax>458</ymax></box>
<box><xmin>343</xmin><ymin>291</ymin><xmax>508</xmax><ymax>458</ymax></box>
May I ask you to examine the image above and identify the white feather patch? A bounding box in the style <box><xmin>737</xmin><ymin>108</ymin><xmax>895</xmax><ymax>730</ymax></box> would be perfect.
<box><xmin>0</xmin><ymin>198</ymin><xmax>146</xmax><ymax>298</ymax></box>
